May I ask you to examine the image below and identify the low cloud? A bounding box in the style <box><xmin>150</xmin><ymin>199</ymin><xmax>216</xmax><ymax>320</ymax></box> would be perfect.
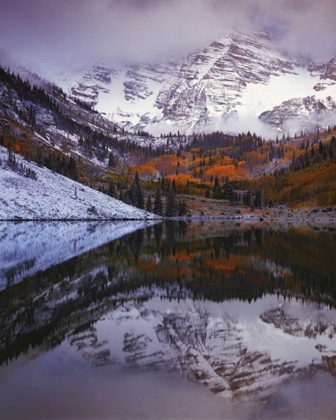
<box><xmin>147</xmin><ymin>114</ymin><xmax>278</xmax><ymax>140</ymax></box>
<box><xmin>204</xmin><ymin>115</ymin><xmax>278</xmax><ymax>140</ymax></box>
<box><xmin>0</xmin><ymin>0</ymin><xmax>336</xmax><ymax>77</ymax></box>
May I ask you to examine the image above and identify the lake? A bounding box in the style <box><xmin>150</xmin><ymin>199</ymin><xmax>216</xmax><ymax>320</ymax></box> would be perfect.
<box><xmin>1</xmin><ymin>220</ymin><xmax>336</xmax><ymax>419</ymax></box>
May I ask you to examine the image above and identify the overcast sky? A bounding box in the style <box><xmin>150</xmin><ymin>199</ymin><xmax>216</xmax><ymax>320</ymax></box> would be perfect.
<box><xmin>1</xmin><ymin>0</ymin><xmax>336</xmax><ymax>77</ymax></box>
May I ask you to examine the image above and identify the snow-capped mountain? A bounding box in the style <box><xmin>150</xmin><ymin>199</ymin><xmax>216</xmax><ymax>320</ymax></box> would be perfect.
<box><xmin>154</xmin><ymin>31</ymin><xmax>297</xmax><ymax>130</ymax></box>
<box><xmin>53</xmin><ymin>30</ymin><xmax>336</xmax><ymax>135</ymax></box>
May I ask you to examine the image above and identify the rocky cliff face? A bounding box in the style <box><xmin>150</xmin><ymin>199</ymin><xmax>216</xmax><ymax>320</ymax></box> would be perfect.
<box><xmin>259</xmin><ymin>95</ymin><xmax>336</xmax><ymax>132</ymax></box>
<box><xmin>53</xmin><ymin>30</ymin><xmax>336</xmax><ymax>135</ymax></box>
<box><xmin>67</xmin><ymin>65</ymin><xmax>117</xmax><ymax>107</ymax></box>
<box><xmin>124</xmin><ymin>62</ymin><xmax>177</xmax><ymax>102</ymax></box>
<box><xmin>155</xmin><ymin>31</ymin><xmax>297</xmax><ymax>129</ymax></box>
<box><xmin>309</xmin><ymin>58</ymin><xmax>336</xmax><ymax>84</ymax></box>
<box><xmin>256</xmin><ymin>58</ymin><xmax>336</xmax><ymax>132</ymax></box>
<box><xmin>57</xmin><ymin>61</ymin><xmax>176</xmax><ymax>128</ymax></box>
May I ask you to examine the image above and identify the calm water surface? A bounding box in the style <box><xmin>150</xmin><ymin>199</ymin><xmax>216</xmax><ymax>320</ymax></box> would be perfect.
<box><xmin>1</xmin><ymin>220</ymin><xmax>336</xmax><ymax>419</ymax></box>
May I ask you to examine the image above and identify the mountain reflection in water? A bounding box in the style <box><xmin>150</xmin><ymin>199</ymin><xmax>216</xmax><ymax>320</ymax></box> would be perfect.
<box><xmin>1</xmin><ymin>221</ymin><xmax>336</xmax><ymax>419</ymax></box>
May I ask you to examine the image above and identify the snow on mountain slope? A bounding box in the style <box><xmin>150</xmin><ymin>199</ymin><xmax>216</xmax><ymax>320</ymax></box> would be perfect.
<box><xmin>235</xmin><ymin>69</ymin><xmax>316</xmax><ymax>118</ymax></box>
<box><xmin>238</xmin><ymin>68</ymin><xmax>336</xmax><ymax>133</ymax></box>
<box><xmin>56</xmin><ymin>62</ymin><xmax>176</xmax><ymax>130</ymax></box>
<box><xmin>154</xmin><ymin>31</ymin><xmax>297</xmax><ymax>130</ymax></box>
<box><xmin>53</xmin><ymin>30</ymin><xmax>336</xmax><ymax>136</ymax></box>
<box><xmin>0</xmin><ymin>146</ymin><xmax>156</xmax><ymax>220</ymax></box>
<box><xmin>57</xmin><ymin>64</ymin><xmax>119</xmax><ymax>107</ymax></box>
<box><xmin>260</xmin><ymin>94</ymin><xmax>336</xmax><ymax>133</ymax></box>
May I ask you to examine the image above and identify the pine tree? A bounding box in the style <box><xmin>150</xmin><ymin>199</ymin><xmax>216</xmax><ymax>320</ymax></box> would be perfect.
<box><xmin>231</xmin><ymin>192</ymin><xmax>239</xmax><ymax>206</ymax></box>
<box><xmin>153</xmin><ymin>188</ymin><xmax>163</xmax><ymax>216</ymax></box>
<box><xmin>254</xmin><ymin>190</ymin><xmax>263</xmax><ymax>209</ymax></box>
<box><xmin>213</xmin><ymin>176</ymin><xmax>221</xmax><ymax>199</ymax></box>
<box><xmin>108</xmin><ymin>152</ymin><xmax>116</xmax><ymax>167</ymax></box>
<box><xmin>129</xmin><ymin>171</ymin><xmax>144</xmax><ymax>209</ymax></box>
<box><xmin>119</xmin><ymin>189</ymin><xmax>124</xmax><ymax>202</ymax></box>
<box><xmin>243</xmin><ymin>190</ymin><xmax>252</xmax><ymax>207</ymax></box>
<box><xmin>108</xmin><ymin>180</ymin><xmax>117</xmax><ymax>198</ymax></box>
<box><xmin>7</xmin><ymin>146</ymin><xmax>16</xmax><ymax>168</ymax></box>
<box><xmin>165</xmin><ymin>189</ymin><xmax>177</xmax><ymax>217</ymax></box>
<box><xmin>178</xmin><ymin>199</ymin><xmax>188</xmax><ymax>217</ymax></box>
<box><xmin>160</xmin><ymin>176</ymin><xmax>165</xmax><ymax>193</ymax></box>
<box><xmin>68</xmin><ymin>156</ymin><xmax>77</xmax><ymax>180</ymax></box>
<box><xmin>223</xmin><ymin>176</ymin><xmax>233</xmax><ymax>200</ymax></box>
<box><xmin>146</xmin><ymin>194</ymin><xmax>153</xmax><ymax>213</ymax></box>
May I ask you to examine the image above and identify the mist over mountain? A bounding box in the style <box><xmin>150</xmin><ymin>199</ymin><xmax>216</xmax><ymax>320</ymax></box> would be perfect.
<box><xmin>49</xmin><ymin>30</ymin><xmax>336</xmax><ymax>137</ymax></box>
<box><xmin>1</xmin><ymin>0</ymin><xmax>336</xmax><ymax>78</ymax></box>
<box><xmin>1</xmin><ymin>1</ymin><xmax>336</xmax><ymax>138</ymax></box>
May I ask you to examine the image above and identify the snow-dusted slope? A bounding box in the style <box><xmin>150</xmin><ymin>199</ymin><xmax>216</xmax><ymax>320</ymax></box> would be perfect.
<box><xmin>0</xmin><ymin>65</ymin><xmax>128</xmax><ymax>168</ymax></box>
<box><xmin>54</xmin><ymin>30</ymin><xmax>336</xmax><ymax>135</ymax></box>
<box><xmin>0</xmin><ymin>146</ymin><xmax>155</xmax><ymax>220</ymax></box>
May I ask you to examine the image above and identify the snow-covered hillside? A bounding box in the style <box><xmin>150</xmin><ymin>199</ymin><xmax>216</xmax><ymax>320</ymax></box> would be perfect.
<box><xmin>53</xmin><ymin>30</ymin><xmax>336</xmax><ymax>135</ymax></box>
<box><xmin>0</xmin><ymin>146</ymin><xmax>156</xmax><ymax>220</ymax></box>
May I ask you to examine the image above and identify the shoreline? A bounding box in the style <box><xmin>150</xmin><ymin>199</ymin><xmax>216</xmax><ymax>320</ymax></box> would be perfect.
<box><xmin>1</xmin><ymin>210</ymin><xmax>336</xmax><ymax>224</ymax></box>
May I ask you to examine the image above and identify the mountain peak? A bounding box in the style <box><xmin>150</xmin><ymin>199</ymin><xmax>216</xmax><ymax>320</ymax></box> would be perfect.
<box><xmin>50</xmin><ymin>32</ymin><xmax>336</xmax><ymax>136</ymax></box>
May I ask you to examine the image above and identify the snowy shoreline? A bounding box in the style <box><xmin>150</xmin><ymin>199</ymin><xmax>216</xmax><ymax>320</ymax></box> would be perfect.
<box><xmin>2</xmin><ymin>213</ymin><xmax>335</xmax><ymax>223</ymax></box>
